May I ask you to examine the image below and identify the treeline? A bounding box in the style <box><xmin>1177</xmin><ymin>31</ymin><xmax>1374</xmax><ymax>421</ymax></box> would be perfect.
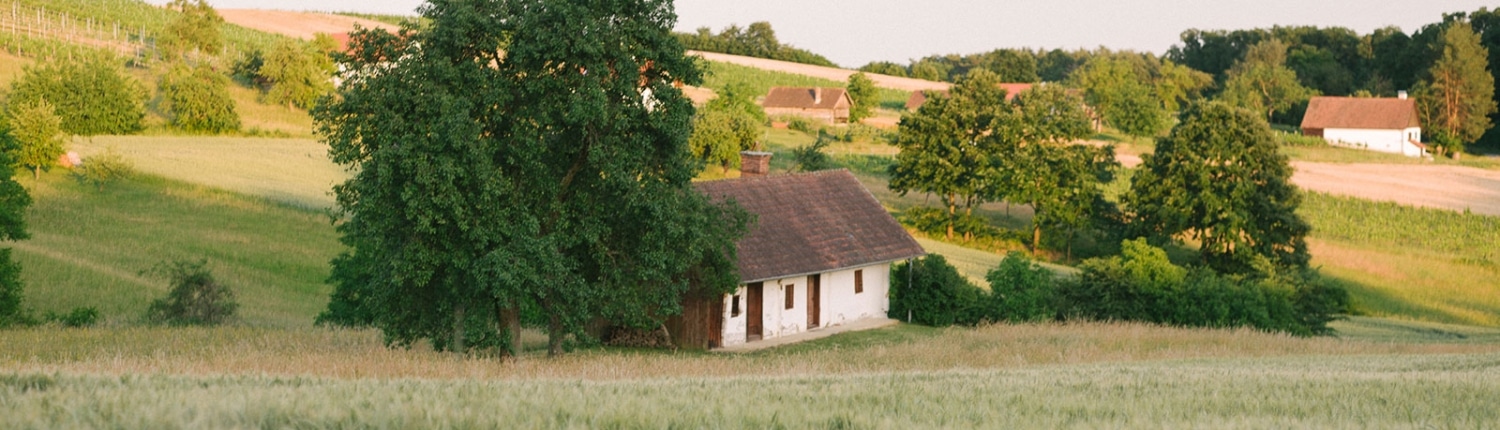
<box><xmin>675</xmin><ymin>22</ymin><xmax>838</xmax><ymax>68</ymax></box>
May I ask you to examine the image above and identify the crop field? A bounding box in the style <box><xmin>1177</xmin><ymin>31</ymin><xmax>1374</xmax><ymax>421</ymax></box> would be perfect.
<box><xmin>0</xmin><ymin>320</ymin><xmax>1497</xmax><ymax>428</ymax></box>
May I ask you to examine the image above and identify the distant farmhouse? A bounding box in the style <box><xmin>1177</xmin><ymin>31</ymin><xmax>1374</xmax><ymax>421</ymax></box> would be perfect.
<box><xmin>762</xmin><ymin>87</ymin><xmax>853</xmax><ymax>124</ymax></box>
<box><xmin>670</xmin><ymin>153</ymin><xmax>925</xmax><ymax>349</ymax></box>
<box><xmin>904</xmin><ymin>83</ymin><xmax>1034</xmax><ymax>111</ymax></box>
<box><xmin>1301</xmin><ymin>95</ymin><xmax>1426</xmax><ymax>157</ymax></box>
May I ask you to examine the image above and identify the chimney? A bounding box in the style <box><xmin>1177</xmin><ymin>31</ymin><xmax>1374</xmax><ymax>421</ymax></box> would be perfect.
<box><xmin>813</xmin><ymin>88</ymin><xmax>822</xmax><ymax>105</ymax></box>
<box><xmin>1398</xmin><ymin>90</ymin><xmax>1408</xmax><ymax>100</ymax></box>
<box><xmin>740</xmin><ymin>151</ymin><xmax>772</xmax><ymax>177</ymax></box>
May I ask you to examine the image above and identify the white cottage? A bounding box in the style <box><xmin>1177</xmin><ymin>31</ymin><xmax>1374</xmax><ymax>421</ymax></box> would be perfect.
<box><xmin>1301</xmin><ymin>95</ymin><xmax>1426</xmax><ymax>157</ymax></box>
<box><xmin>668</xmin><ymin>153</ymin><xmax>925</xmax><ymax>349</ymax></box>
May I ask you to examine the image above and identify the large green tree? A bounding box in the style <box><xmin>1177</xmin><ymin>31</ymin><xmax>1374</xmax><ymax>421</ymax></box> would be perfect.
<box><xmin>846</xmin><ymin>72</ymin><xmax>877</xmax><ymax>123</ymax></box>
<box><xmin>0</xmin><ymin>125</ymin><xmax>33</xmax><ymax>326</ymax></box>
<box><xmin>6</xmin><ymin>58</ymin><xmax>146</xmax><ymax>136</ymax></box>
<box><xmin>159</xmin><ymin>63</ymin><xmax>241</xmax><ymax>134</ymax></box>
<box><xmin>1002</xmin><ymin>85</ymin><xmax>1115</xmax><ymax>256</ymax></box>
<box><xmin>1071</xmin><ymin>56</ymin><xmax>1169</xmax><ymax>139</ymax></box>
<box><xmin>1415</xmin><ymin>21</ymin><xmax>1496</xmax><ymax>155</ymax></box>
<box><xmin>316</xmin><ymin>0</ymin><xmax>746</xmax><ymax>357</ymax></box>
<box><xmin>1125</xmin><ymin>103</ymin><xmax>1309</xmax><ymax>274</ymax></box>
<box><xmin>161</xmin><ymin>0</ymin><xmax>225</xmax><ymax>59</ymax></box>
<box><xmin>6</xmin><ymin>99</ymin><xmax>66</xmax><ymax>180</ymax></box>
<box><xmin>1218</xmin><ymin>40</ymin><xmax>1317</xmax><ymax>122</ymax></box>
<box><xmin>889</xmin><ymin>69</ymin><xmax>1010</xmax><ymax>239</ymax></box>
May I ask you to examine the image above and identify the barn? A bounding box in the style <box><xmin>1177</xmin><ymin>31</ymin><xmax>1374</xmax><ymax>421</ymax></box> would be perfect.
<box><xmin>762</xmin><ymin>87</ymin><xmax>853</xmax><ymax>124</ymax></box>
<box><xmin>1301</xmin><ymin>95</ymin><xmax>1426</xmax><ymax>157</ymax></box>
<box><xmin>668</xmin><ymin>153</ymin><xmax>925</xmax><ymax>349</ymax></box>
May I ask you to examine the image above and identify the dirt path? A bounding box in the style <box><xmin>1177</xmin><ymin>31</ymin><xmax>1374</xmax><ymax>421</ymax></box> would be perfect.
<box><xmin>1115</xmin><ymin>152</ymin><xmax>1500</xmax><ymax>216</ymax></box>
<box><xmin>688</xmin><ymin>51</ymin><xmax>950</xmax><ymax>92</ymax></box>
<box><xmin>218</xmin><ymin>9</ymin><xmax>399</xmax><ymax>39</ymax></box>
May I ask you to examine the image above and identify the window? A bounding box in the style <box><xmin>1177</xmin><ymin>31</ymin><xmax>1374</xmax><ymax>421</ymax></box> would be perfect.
<box><xmin>730</xmin><ymin>295</ymin><xmax>741</xmax><ymax>317</ymax></box>
<box><xmin>785</xmin><ymin>284</ymin><xmax>795</xmax><ymax>310</ymax></box>
<box><xmin>854</xmin><ymin>270</ymin><xmax>864</xmax><ymax>294</ymax></box>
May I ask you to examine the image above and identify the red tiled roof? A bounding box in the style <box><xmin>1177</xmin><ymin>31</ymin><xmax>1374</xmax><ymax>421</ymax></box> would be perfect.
<box><xmin>695</xmin><ymin>170</ymin><xmax>925</xmax><ymax>283</ymax></box>
<box><xmin>762</xmin><ymin>87</ymin><xmax>850</xmax><ymax>110</ymax></box>
<box><xmin>1301</xmin><ymin>96</ymin><xmax>1420</xmax><ymax>130</ymax></box>
<box><xmin>905</xmin><ymin>83</ymin><xmax>1034</xmax><ymax>110</ymax></box>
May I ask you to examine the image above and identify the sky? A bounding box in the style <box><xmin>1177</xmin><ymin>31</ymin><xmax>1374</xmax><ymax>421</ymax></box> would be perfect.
<box><xmin>168</xmin><ymin>0</ymin><xmax>1494</xmax><ymax>67</ymax></box>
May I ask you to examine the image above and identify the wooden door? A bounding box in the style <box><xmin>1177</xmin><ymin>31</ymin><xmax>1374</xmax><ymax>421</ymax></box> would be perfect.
<box><xmin>807</xmin><ymin>274</ymin><xmax>821</xmax><ymax>329</ymax></box>
<box><xmin>746</xmin><ymin>282</ymin><xmax>763</xmax><ymax>341</ymax></box>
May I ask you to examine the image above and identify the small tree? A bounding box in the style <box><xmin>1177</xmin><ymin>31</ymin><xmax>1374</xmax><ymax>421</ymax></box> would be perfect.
<box><xmin>159</xmin><ymin>63</ymin><xmax>241</xmax><ymax>134</ymax></box>
<box><xmin>7</xmin><ymin>99</ymin><xmax>67</xmax><ymax>180</ymax></box>
<box><xmin>160</xmin><ymin>0</ymin><xmax>225</xmax><ymax>59</ymax></box>
<box><xmin>1219</xmin><ymin>40</ymin><xmax>1316</xmax><ymax>122</ymax></box>
<box><xmin>262</xmin><ymin>39</ymin><xmax>336</xmax><ymax>109</ymax></box>
<box><xmin>981</xmin><ymin>252</ymin><xmax>1056</xmax><ymax>323</ymax></box>
<box><xmin>890</xmin><ymin>69</ymin><xmax>1011</xmax><ymax>239</ymax></box>
<box><xmin>791</xmin><ymin>132</ymin><xmax>834</xmax><ymax>171</ymax></box>
<box><xmin>846</xmin><ymin>72</ymin><xmax>878</xmax><ymax>123</ymax></box>
<box><xmin>688</xmin><ymin>109</ymin><xmax>760</xmax><ymax>169</ymax></box>
<box><xmin>144</xmin><ymin>259</ymin><xmax>238</xmax><ymax>326</ymax></box>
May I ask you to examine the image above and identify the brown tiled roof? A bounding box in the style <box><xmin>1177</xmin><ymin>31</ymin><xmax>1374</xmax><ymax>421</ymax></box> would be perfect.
<box><xmin>904</xmin><ymin>83</ymin><xmax>1034</xmax><ymax>110</ymax></box>
<box><xmin>695</xmin><ymin>169</ymin><xmax>925</xmax><ymax>283</ymax></box>
<box><xmin>762</xmin><ymin>87</ymin><xmax>850</xmax><ymax>110</ymax></box>
<box><xmin>1301</xmin><ymin>96</ymin><xmax>1420</xmax><ymax>130</ymax></box>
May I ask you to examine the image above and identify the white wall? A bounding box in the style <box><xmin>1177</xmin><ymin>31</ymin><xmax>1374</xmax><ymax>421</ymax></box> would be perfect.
<box><xmin>1323</xmin><ymin>127</ymin><xmax>1425</xmax><ymax>157</ymax></box>
<box><xmin>718</xmin><ymin>262</ymin><xmax>894</xmax><ymax>347</ymax></box>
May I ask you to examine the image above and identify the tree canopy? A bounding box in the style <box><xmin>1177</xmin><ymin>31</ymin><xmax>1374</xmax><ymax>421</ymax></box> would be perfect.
<box><xmin>5</xmin><ymin>57</ymin><xmax>146</xmax><ymax>136</ymax></box>
<box><xmin>889</xmin><ymin>70</ymin><xmax>1010</xmax><ymax>239</ymax></box>
<box><xmin>0</xmin><ymin>125</ymin><xmax>33</xmax><ymax>327</ymax></box>
<box><xmin>1416</xmin><ymin>21</ymin><xmax>1497</xmax><ymax>154</ymax></box>
<box><xmin>845</xmin><ymin>72</ymin><xmax>877</xmax><ymax>123</ymax></box>
<box><xmin>315</xmin><ymin>0</ymin><xmax>746</xmax><ymax>357</ymax></box>
<box><xmin>161</xmin><ymin>0</ymin><xmax>225</xmax><ymax>59</ymax></box>
<box><xmin>262</xmin><ymin>38</ymin><xmax>337</xmax><ymax>109</ymax></box>
<box><xmin>159</xmin><ymin>63</ymin><xmax>241</xmax><ymax>134</ymax></box>
<box><xmin>1125</xmin><ymin>102</ymin><xmax>1309</xmax><ymax>274</ymax></box>
<box><xmin>1218</xmin><ymin>40</ymin><xmax>1317</xmax><ymax>122</ymax></box>
<box><xmin>6</xmin><ymin>99</ymin><xmax>66</xmax><ymax>180</ymax></box>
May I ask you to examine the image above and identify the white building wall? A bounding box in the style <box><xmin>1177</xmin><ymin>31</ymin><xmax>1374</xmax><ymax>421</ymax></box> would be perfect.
<box><xmin>1323</xmin><ymin>127</ymin><xmax>1425</xmax><ymax>157</ymax></box>
<box><xmin>718</xmin><ymin>262</ymin><xmax>895</xmax><ymax>347</ymax></box>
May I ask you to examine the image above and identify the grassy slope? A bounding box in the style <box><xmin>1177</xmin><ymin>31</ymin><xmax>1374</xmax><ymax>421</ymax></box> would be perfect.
<box><xmin>13</xmin><ymin>170</ymin><xmax>341</xmax><ymax>327</ymax></box>
<box><xmin>70</xmin><ymin>136</ymin><xmax>344</xmax><ymax>210</ymax></box>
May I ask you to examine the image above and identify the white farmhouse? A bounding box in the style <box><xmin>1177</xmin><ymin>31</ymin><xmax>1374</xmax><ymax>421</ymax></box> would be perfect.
<box><xmin>1301</xmin><ymin>95</ymin><xmax>1426</xmax><ymax>157</ymax></box>
<box><xmin>668</xmin><ymin>152</ymin><xmax>925</xmax><ymax>349</ymax></box>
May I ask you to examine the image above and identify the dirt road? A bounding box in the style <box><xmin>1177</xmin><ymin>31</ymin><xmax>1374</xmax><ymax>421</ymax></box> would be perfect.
<box><xmin>218</xmin><ymin>9</ymin><xmax>399</xmax><ymax>40</ymax></box>
<box><xmin>1116</xmin><ymin>153</ymin><xmax>1500</xmax><ymax>216</ymax></box>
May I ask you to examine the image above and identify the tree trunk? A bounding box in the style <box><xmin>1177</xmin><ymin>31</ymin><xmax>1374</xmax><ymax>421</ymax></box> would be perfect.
<box><xmin>1032</xmin><ymin>224</ymin><xmax>1042</xmax><ymax>255</ymax></box>
<box><xmin>451</xmin><ymin>301</ymin><xmax>467</xmax><ymax>354</ymax></box>
<box><xmin>946</xmin><ymin>195</ymin><xmax>956</xmax><ymax>240</ymax></box>
<box><xmin>33</xmin><ymin>166</ymin><xmax>40</xmax><ymax>181</ymax></box>
<box><xmin>495</xmin><ymin>302</ymin><xmax>522</xmax><ymax>358</ymax></box>
<box><xmin>547</xmin><ymin>312</ymin><xmax>565</xmax><ymax>357</ymax></box>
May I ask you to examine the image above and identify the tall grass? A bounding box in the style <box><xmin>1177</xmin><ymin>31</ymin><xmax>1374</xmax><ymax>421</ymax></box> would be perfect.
<box><xmin>1299</xmin><ymin>192</ymin><xmax>1500</xmax><ymax>326</ymax></box>
<box><xmin>1</xmin><ymin>321</ymin><xmax>1495</xmax><ymax>380</ymax></box>
<box><xmin>14</xmin><ymin>170</ymin><xmax>342</xmax><ymax>326</ymax></box>
<box><xmin>1</xmin><ymin>352</ymin><xmax>1497</xmax><ymax>428</ymax></box>
<box><xmin>69</xmin><ymin>136</ymin><xmax>344</xmax><ymax>209</ymax></box>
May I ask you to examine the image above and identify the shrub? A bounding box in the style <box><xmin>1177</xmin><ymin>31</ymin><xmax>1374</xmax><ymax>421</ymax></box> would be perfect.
<box><xmin>72</xmin><ymin>147</ymin><xmax>136</xmax><ymax>191</ymax></box>
<box><xmin>1056</xmin><ymin>239</ymin><xmax>1347</xmax><ymax>335</ymax></box>
<box><xmin>0</xmin><ymin>249</ymin><xmax>26</xmax><ymax>327</ymax></box>
<box><xmin>144</xmin><ymin>259</ymin><xmax>238</xmax><ymax>326</ymax></box>
<box><xmin>980</xmin><ymin>252</ymin><xmax>1057</xmax><ymax>323</ymax></box>
<box><xmin>5</xmin><ymin>56</ymin><xmax>146</xmax><ymax>136</ymax></box>
<box><xmin>791</xmin><ymin>132</ymin><xmax>834</xmax><ymax>171</ymax></box>
<box><xmin>889</xmin><ymin>255</ymin><xmax>983</xmax><ymax>326</ymax></box>
<box><xmin>1278</xmin><ymin>131</ymin><xmax>1327</xmax><ymax>147</ymax></box>
<box><xmin>44</xmin><ymin>307</ymin><xmax>99</xmax><ymax>328</ymax></box>
<box><xmin>158</xmin><ymin>63</ymin><xmax>241</xmax><ymax>134</ymax></box>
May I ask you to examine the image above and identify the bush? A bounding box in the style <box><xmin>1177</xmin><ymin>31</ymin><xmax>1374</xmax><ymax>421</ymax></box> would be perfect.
<box><xmin>980</xmin><ymin>252</ymin><xmax>1057</xmax><ymax>323</ymax></box>
<box><xmin>5</xmin><ymin>56</ymin><xmax>146</xmax><ymax>136</ymax></box>
<box><xmin>158</xmin><ymin>63</ymin><xmax>242</xmax><ymax>134</ymax></box>
<box><xmin>1056</xmin><ymin>239</ymin><xmax>1347</xmax><ymax>335</ymax></box>
<box><xmin>1278</xmin><ymin>131</ymin><xmax>1327</xmax><ymax>147</ymax></box>
<box><xmin>0</xmin><ymin>249</ymin><xmax>27</xmax><ymax>328</ymax></box>
<box><xmin>777</xmin><ymin>115</ymin><xmax>819</xmax><ymax>134</ymax></box>
<box><xmin>889</xmin><ymin>255</ymin><xmax>983</xmax><ymax>326</ymax></box>
<box><xmin>791</xmin><ymin>133</ymin><xmax>834</xmax><ymax>171</ymax></box>
<box><xmin>144</xmin><ymin>259</ymin><xmax>238</xmax><ymax>326</ymax></box>
<box><xmin>72</xmin><ymin>147</ymin><xmax>136</xmax><ymax>191</ymax></box>
<box><xmin>898</xmin><ymin>206</ymin><xmax>1027</xmax><ymax>252</ymax></box>
<box><xmin>44</xmin><ymin>307</ymin><xmax>99</xmax><ymax>328</ymax></box>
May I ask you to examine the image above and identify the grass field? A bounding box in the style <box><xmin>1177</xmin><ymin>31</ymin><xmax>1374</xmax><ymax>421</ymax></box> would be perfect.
<box><xmin>3</xmin><ymin>352</ymin><xmax>1499</xmax><ymax>428</ymax></box>
<box><xmin>13</xmin><ymin>170</ymin><xmax>341</xmax><ymax>327</ymax></box>
<box><xmin>69</xmin><ymin>136</ymin><xmax>345</xmax><ymax>209</ymax></box>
